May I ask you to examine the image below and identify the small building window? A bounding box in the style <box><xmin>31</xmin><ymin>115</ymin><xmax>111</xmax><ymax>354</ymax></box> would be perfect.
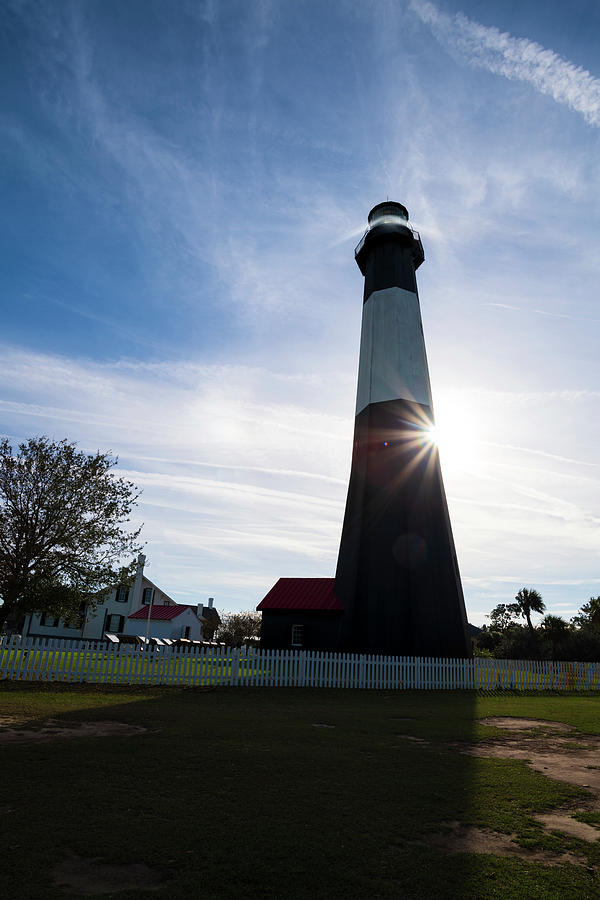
<box><xmin>106</xmin><ymin>614</ymin><xmax>125</xmax><ymax>633</ymax></box>
<box><xmin>116</xmin><ymin>585</ymin><xmax>129</xmax><ymax>603</ymax></box>
<box><xmin>291</xmin><ymin>625</ymin><xmax>304</xmax><ymax>647</ymax></box>
<box><xmin>183</xmin><ymin>626</ymin><xmax>191</xmax><ymax>639</ymax></box>
<box><xmin>163</xmin><ymin>601</ymin><xmax>169</xmax><ymax>606</ymax></box>
<box><xmin>39</xmin><ymin>613</ymin><xmax>59</xmax><ymax>628</ymax></box>
<box><xmin>142</xmin><ymin>588</ymin><xmax>154</xmax><ymax>605</ymax></box>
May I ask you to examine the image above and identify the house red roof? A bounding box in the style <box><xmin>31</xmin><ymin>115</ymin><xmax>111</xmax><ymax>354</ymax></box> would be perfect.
<box><xmin>128</xmin><ymin>605</ymin><xmax>192</xmax><ymax>621</ymax></box>
<box><xmin>257</xmin><ymin>578</ymin><xmax>343</xmax><ymax>611</ymax></box>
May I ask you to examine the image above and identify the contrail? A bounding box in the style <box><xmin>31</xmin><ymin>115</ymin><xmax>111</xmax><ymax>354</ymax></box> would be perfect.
<box><xmin>411</xmin><ymin>0</ymin><xmax>600</xmax><ymax>127</ymax></box>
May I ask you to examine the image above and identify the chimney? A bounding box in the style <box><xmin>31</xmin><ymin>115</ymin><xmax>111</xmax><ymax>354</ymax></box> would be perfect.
<box><xmin>208</xmin><ymin>597</ymin><xmax>214</xmax><ymax>608</ymax></box>
<box><xmin>130</xmin><ymin>553</ymin><xmax>146</xmax><ymax>610</ymax></box>
<box><xmin>197</xmin><ymin>603</ymin><xmax>204</xmax><ymax>619</ymax></box>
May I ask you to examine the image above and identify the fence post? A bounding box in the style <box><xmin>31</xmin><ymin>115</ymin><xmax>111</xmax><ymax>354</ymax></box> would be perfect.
<box><xmin>299</xmin><ymin>651</ymin><xmax>306</xmax><ymax>688</ymax></box>
<box><xmin>230</xmin><ymin>647</ymin><xmax>239</xmax><ymax>686</ymax></box>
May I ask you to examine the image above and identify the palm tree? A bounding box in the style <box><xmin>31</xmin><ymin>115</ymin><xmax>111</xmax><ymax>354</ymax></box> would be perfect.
<box><xmin>541</xmin><ymin>614</ymin><xmax>569</xmax><ymax>656</ymax></box>
<box><xmin>514</xmin><ymin>588</ymin><xmax>545</xmax><ymax>635</ymax></box>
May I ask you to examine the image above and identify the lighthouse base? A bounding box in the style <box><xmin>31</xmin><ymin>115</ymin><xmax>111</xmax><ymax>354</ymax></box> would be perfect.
<box><xmin>334</xmin><ymin>398</ymin><xmax>471</xmax><ymax>658</ymax></box>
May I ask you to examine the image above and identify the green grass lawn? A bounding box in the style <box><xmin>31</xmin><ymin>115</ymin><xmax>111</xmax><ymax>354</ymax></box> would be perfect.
<box><xmin>1</xmin><ymin>685</ymin><xmax>600</xmax><ymax>898</ymax></box>
<box><xmin>0</xmin><ymin>648</ymin><xmax>239</xmax><ymax>684</ymax></box>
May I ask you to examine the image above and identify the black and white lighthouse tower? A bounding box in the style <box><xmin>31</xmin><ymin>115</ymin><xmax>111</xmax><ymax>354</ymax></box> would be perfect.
<box><xmin>334</xmin><ymin>202</ymin><xmax>470</xmax><ymax>657</ymax></box>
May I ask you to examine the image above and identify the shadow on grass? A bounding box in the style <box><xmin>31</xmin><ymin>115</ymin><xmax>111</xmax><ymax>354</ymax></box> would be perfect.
<box><xmin>1</xmin><ymin>684</ymin><xmax>598</xmax><ymax>898</ymax></box>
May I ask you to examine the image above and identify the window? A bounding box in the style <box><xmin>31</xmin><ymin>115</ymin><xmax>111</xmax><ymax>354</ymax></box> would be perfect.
<box><xmin>291</xmin><ymin>625</ymin><xmax>304</xmax><ymax>647</ymax></box>
<box><xmin>106</xmin><ymin>614</ymin><xmax>125</xmax><ymax>633</ymax></box>
<box><xmin>39</xmin><ymin>613</ymin><xmax>59</xmax><ymax>628</ymax></box>
<box><xmin>116</xmin><ymin>585</ymin><xmax>129</xmax><ymax>603</ymax></box>
<box><xmin>183</xmin><ymin>626</ymin><xmax>191</xmax><ymax>639</ymax></box>
<box><xmin>142</xmin><ymin>588</ymin><xmax>154</xmax><ymax>605</ymax></box>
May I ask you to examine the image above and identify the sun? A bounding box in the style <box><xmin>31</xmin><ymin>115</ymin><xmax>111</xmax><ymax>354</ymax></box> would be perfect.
<box><xmin>428</xmin><ymin>393</ymin><xmax>481</xmax><ymax>473</ymax></box>
<box><xmin>425</xmin><ymin>424</ymin><xmax>438</xmax><ymax>445</ymax></box>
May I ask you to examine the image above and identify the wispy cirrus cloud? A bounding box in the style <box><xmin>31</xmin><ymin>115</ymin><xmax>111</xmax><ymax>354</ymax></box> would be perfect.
<box><xmin>2</xmin><ymin>0</ymin><xmax>599</xmax><ymax>626</ymax></box>
<box><xmin>411</xmin><ymin>0</ymin><xmax>600</xmax><ymax>126</ymax></box>
<box><xmin>0</xmin><ymin>344</ymin><xmax>352</xmax><ymax>607</ymax></box>
<box><xmin>1</xmin><ymin>344</ymin><xmax>598</xmax><ymax>621</ymax></box>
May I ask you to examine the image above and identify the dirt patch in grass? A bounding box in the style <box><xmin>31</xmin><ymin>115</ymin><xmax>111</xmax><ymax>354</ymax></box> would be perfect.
<box><xmin>446</xmin><ymin>716</ymin><xmax>600</xmax><ymax>855</ymax></box>
<box><xmin>0</xmin><ymin>718</ymin><xmax>146</xmax><ymax>743</ymax></box>
<box><xmin>426</xmin><ymin>820</ymin><xmax>585</xmax><ymax>866</ymax></box>
<box><xmin>479</xmin><ymin>717</ymin><xmax>572</xmax><ymax>732</ymax></box>
<box><xmin>52</xmin><ymin>853</ymin><xmax>168</xmax><ymax>895</ymax></box>
<box><xmin>463</xmin><ymin>739</ymin><xmax>600</xmax><ymax>795</ymax></box>
<box><xmin>397</xmin><ymin>734</ymin><xmax>429</xmax><ymax>745</ymax></box>
<box><xmin>463</xmin><ymin>718</ymin><xmax>600</xmax><ymax>797</ymax></box>
<box><xmin>0</xmin><ymin>715</ymin><xmax>26</xmax><ymax>727</ymax></box>
<box><xmin>535</xmin><ymin>813</ymin><xmax>600</xmax><ymax>843</ymax></box>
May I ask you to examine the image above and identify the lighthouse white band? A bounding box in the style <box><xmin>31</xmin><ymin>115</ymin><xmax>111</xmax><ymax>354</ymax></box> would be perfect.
<box><xmin>355</xmin><ymin>286</ymin><xmax>433</xmax><ymax>415</ymax></box>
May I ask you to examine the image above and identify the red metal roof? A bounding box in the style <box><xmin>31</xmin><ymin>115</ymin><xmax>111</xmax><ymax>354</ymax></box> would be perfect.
<box><xmin>128</xmin><ymin>605</ymin><xmax>191</xmax><ymax>621</ymax></box>
<box><xmin>257</xmin><ymin>578</ymin><xmax>343</xmax><ymax>611</ymax></box>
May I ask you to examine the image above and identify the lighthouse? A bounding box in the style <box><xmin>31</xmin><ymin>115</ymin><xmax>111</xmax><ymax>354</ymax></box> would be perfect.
<box><xmin>334</xmin><ymin>202</ymin><xmax>470</xmax><ymax>657</ymax></box>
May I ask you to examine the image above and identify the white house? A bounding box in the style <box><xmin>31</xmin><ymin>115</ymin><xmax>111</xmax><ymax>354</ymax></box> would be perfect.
<box><xmin>125</xmin><ymin>604</ymin><xmax>203</xmax><ymax>640</ymax></box>
<box><xmin>22</xmin><ymin>554</ymin><xmax>209</xmax><ymax>642</ymax></box>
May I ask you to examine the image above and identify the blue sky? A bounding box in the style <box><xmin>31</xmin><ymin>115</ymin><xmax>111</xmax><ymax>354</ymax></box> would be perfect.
<box><xmin>1</xmin><ymin>0</ymin><xmax>599</xmax><ymax>625</ymax></box>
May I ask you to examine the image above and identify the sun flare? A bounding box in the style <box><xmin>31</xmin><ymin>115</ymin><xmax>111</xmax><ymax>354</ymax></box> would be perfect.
<box><xmin>425</xmin><ymin>424</ymin><xmax>438</xmax><ymax>445</ymax></box>
<box><xmin>430</xmin><ymin>393</ymin><xmax>482</xmax><ymax>473</ymax></box>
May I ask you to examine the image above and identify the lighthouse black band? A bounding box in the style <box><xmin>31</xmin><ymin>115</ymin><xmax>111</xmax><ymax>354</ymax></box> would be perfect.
<box><xmin>334</xmin><ymin>202</ymin><xmax>471</xmax><ymax>658</ymax></box>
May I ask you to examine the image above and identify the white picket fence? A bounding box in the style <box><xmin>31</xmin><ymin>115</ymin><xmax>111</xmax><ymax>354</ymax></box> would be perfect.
<box><xmin>1</xmin><ymin>635</ymin><xmax>599</xmax><ymax>690</ymax></box>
